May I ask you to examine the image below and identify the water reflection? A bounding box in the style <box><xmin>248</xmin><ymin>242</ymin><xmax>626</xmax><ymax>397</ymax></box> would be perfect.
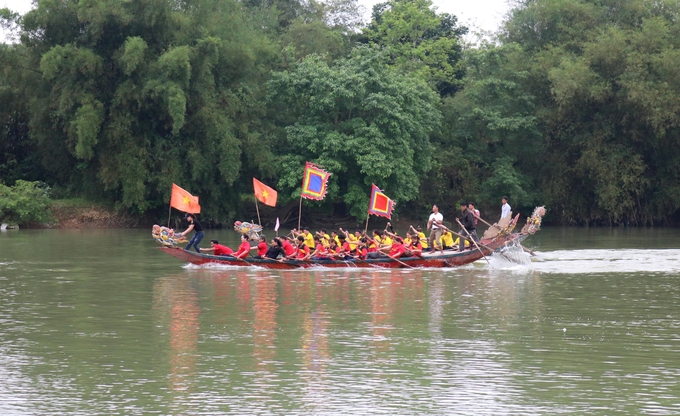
<box><xmin>153</xmin><ymin>275</ymin><xmax>200</xmax><ymax>414</ymax></box>
<box><xmin>3</xmin><ymin>228</ymin><xmax>680</xmax><ymax>414</ymax></box>
<box><xmin>252</xmin><ymin>273</ymin><xmax>277</xmax><ymax>371</ymax></box>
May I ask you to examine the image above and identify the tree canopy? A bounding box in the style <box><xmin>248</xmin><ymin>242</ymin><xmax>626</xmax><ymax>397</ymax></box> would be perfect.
<box><xmin>2</xmin><ymin>0</ymin><xmax>680</xmax><ymax>226</ymax></box>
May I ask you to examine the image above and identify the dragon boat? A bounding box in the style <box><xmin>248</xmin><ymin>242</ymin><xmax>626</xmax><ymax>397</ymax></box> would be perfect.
<box><xmin>155</xmin><ymin>207</ymin><xmax>546</xmax><ymax>269</ymax></box>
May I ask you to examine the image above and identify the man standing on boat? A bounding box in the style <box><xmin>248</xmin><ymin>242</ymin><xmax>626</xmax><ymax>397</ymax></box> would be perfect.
<box><xmin>458</xmin><ymin>202</ymin><xmax>478</xmax><ymax>251</ymax></box>
<box><xmin>179</xmin><ymin>213</ymin><xmax>204</xmax><ymax>253</ymax></box>
<box><xmin>427</xmin><ymin>205</ymin><xmax>444</xmax><ymax>253</ymax></box>
<box><xmin>468</xmin><ymin>201</ymin><xmax>480</xmax><ymax>227</ymax></box>
<box><xmin>501</xmin><ymin>196</ymin><xmax>511</xmax><ymax>220</ymax></box>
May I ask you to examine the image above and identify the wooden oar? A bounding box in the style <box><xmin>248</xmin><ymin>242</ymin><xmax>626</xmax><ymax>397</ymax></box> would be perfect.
<box><xmin>475</xmin><ymin>215</ymin><xmax>535</xmax><ymax>256</ymax></box>
<box><xmin>456</xmin><ymin>219</ymin><xmax>490</xmax><ymax>265</ymax></box>
<box><xmin>388</xmin><ymin>254</ymin><xmax>415</xmax><ymax>269</ymax></box>
<box><xmin>363</xmin><ymin>234</ymin><xmax>413</xmax><ymax>268</ymax></box>
<box><xmin>440</xmin><ymin>225</ymin><xmax>497</xmax><ymax>254</ymax></box>
<box><xmin>231</xmin><ymin>255</ymin><xmax>253</xmax><ymax>266</ymax></box>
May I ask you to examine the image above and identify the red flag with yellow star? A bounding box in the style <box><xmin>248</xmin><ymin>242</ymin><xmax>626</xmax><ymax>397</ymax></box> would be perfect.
<box><xmin>170</xmin><ymin>183</ymin><xmax>201</xmax><ymax>213</ymax></box>
<box><xmin>253</xmin><ymin>178</ymin><xmax>278</xmax><ymax>207</ymax></box>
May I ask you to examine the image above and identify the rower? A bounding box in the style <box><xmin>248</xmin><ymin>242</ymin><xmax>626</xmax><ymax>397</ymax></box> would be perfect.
<box><xmin>409</xmin><ymin>225</ymin><xmax>429</xmax><ymax>250</ymax></box>
<box><xmin>316</xmin><ymin>229</ymin><xmax>331</xmax><ymax>247</ymax></box>
<box><xmin>199</xmin><ymin>239</ymin><xmax>234</xmax><ymax>256</ymax></box>
<box><xmin>354</xmin><ymin>238</ymin><xmax>368</xmax><ymax>260</ymax></box>
<box><xmin>440</xmin><ymin>229</ymin><xmax>454</xmax><ymax>250</ymax></box>
<box><xmin>410</xmin><ymin>234</ymin><xmax>423</xmax><ymax>257</ymax></box>
<box><xmin>309</xmin><ymin>236</ymin><xmax>328</xmax><ymax>260</ymax></box>
<box><xmin>280</xmin><ymin>236</ymin><xmax>296</xmax><ymax>258</ymax></box>
<box><xmin>297</xmin><ymin>227</ymin><xmax>315</xmax><ymax>248</ymax></box>
<box><xmin>388</xmin><ymin>237</ymin><xmax>407</xmax><ymax>259</ymax></box>
<box><xmin>233</xmin><ymin>234</ymin><xmax>251</xmax><ymax>259</ymax></box>
<box><xmin>339</xmin><ymin>228</ymin><xmax>361</xmax><ymax>251</ymax></box>
<box><xmin>251</xmin><ymin>235</ymin><xmax>268</xmax><ymax>258</ymax></box>
<box><xmin>331</xmin><ymin>230</ymin><xmax>341</xmax><ymax>246</ymax></box>
<box><xmin>337</xmin><ymin>235</ymin><xmax>353</xmax><ymax>260</ymax></box>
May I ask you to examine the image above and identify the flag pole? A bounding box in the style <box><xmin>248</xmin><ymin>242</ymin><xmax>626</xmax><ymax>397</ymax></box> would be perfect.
<box><xmin>255</xmin><ymin>199</ymin><xmax>262</xmax><ymax>226</ymax></box>
<box><xmin>167</xmin><ymin>203</ymin><xmax>172</xmax><ymax>228</ymax></box>
<box><xmin>364</xmin><ymin>214</ymin><xmax>370</xmax><ymax>234</ymax></box>
<box><xmin>297</xmin><ymin>194</ymin><xmax>303</xmax><ymax>230</ymax></box>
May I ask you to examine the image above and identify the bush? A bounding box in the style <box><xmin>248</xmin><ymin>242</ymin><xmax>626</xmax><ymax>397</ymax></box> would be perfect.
<box><xmin>0</xmin><ymin>180</ymin><xmax>52</xmax><ymax>225</ymax></box>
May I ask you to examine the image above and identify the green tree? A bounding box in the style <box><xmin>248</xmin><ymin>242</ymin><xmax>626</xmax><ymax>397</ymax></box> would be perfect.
<box><xmin>362</xmin><ymin>0</ymin><xmax>467</xmax><ymax>95</ymax></box>
<box><xmin>499</xmin><ymin>0</ymin><xmax>680</xmax><ymax>224</ymax></box>
<box><xmin>268</xmin><ymin>46</ymin><xmax>441</xmax><ymax>220</ymax></box>
<box><xmin>429</xmin><ymin>42</ymin><xmax>539</xmax><ymax>212</ymax></box>
<box><xmin>18</xmin><ymin>0</ymin><xmax>278</xmax><ymax>221</ymax></box>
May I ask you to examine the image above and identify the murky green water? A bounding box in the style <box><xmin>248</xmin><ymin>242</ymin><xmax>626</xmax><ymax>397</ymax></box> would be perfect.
<box><xmin>1</xmin><ymin>227</ymin><xmax>679</xmax><ymax>415</ymax></box>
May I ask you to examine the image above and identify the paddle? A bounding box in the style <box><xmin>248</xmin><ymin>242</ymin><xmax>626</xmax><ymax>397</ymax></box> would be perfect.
<box><xmin>475</xmin><ymin>214</ymin><xmax>535</xmax><ymax>256</ymax></box>
<box><xmin>232</xmin><ymin>254</ymin><xmax>253</xmax><ymax>266</ymax></box>
<box><xmin>363</xmin><ymin>234</ymin><xmax>413</xmax><ymax>268</ymax></box>
<box><xmin>456</xmin><ymin>219</ymin><xmax>490</xmax><ymax>266</ymax></box>
<box><xmin>439</xmin><ymin>225</ymin><xmax>497</xmax><ymax>254</ymax></box>
<box><xmin>389</xmin><ymin>255</ymin><xmax>415</xmax><ymax>269</ymax></box>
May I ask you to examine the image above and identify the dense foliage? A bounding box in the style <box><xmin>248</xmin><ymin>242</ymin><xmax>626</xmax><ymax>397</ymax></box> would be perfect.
<box><xmin>0</xmin><ymin>180</ymin><xmax>51</xmax><ymax>224</ymax></box>
<box><xmin>1</xmin><ymin>0</ymin><xmax>680</xmax><ymax>225</ymax></box>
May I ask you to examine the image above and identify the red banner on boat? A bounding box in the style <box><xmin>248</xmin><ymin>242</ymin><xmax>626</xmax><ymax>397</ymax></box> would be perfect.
<box><xmin>368</xmin><ymin>184</ymin><xmax>394</xmax><ymax>219</ymax></box>
<box><xmin>301</xmin><ymin>162</ymin><xmax>330</xmax><ymax>200</ymax></box>
<box><xmin>170</xmin><ymin>183</ymin><xmax>201</xmax><ymax>214</ymax></box>
<box><xmin>253</xmin><ymin>178</ymin><xmax>278</xmax><ymax>207</ymax></box>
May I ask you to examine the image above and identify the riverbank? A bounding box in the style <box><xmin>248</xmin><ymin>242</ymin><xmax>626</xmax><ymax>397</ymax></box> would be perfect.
<box><xmin>42</xmin><ymin>199</ymin><xmax>144</xmax><ymax>228</ymax></box>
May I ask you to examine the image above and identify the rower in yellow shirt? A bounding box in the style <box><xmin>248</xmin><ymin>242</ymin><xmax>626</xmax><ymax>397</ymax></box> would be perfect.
<box><xmin>383</xmin><ymin>222</ymin><xmax>400</xmax><ymax>247</ymax></box>
<box><xmin>316</xmin><ymin>228</ymin><xmax>332</xmax><ymax>247</ymax></box>
<box><xmin>292</xmin><ymin>227</ymin><xmax>315</xmax><ymax>248</ymax></box>
<box><xmin>331</xmin><ymin>230</ymin><xmax>341</xmax><ymax>247</ymax></box>
<box><xmin>340</xmin><ymin>228</ymin><xmax>360</xmax><ymax>250</ymax></box>
<box><xmin>381</xmin><ymin>231</ymin><xmax>393</xmax><ymax>247</ymax></box>
<box><xmin>440</xmin><ymin>229</ymin><xmax>454</xmax><ymax>249</ymax></box>
<box><xmin>453</xmin><ymin>237</ymin><xmax>470</xmax><ymax>249</ymax></box>
<box><xmin>370</xmin><ymin>229</ymin><xmax>382</xmax><ymax>251</ymax></box>
<box><xmin>302</xmin><ymin>227</ymin><xmax>315</xmax><ymax>248</ymax></box>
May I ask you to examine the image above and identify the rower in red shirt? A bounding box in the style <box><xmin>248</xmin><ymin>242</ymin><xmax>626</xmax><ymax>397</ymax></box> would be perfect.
<box><xmin>410</xmin><ymin>235</ymin><xmax>423</xmax><ymax>257</ymax></box>
<box><xmin>280</xmin><ymin>237</ymin><xmax>296</xmax><ymax>257</ymax></box>
<box><xmin>327</xmin><ymin>240</ymin><xmax>340</xmax><ymax>258</ymax></box>
<box><xmin>233</xmin><ymin>234</ymin><xmax>251</xmax><ymax>259</ymax></box>
<box><xmin>309</xmin><ymin>236</ymin><xmax>328</xmax><ymax>260</ymax></box>
<box><xmin>388</xmin><ymin>237</ymin><xmax>407</xmax><ymax>259</ymax></box>
<box><xmin>286</xmin><ymin>235</ymin><xmax>309</xmax><ymax>260</ymax></box>
<box><xmin>200</xmin><ymin>239</ymin><xmax>234</xmax><ymax>256</ymax></box>
<box><xmin>297</xmin><ymin>243</ymin><xmax>310</xmax><ymax>260</ymax></box>
<box><xmin>337</xmin><ymin>235</ymin><xmax>353</xmax><ymax>259</ymax></box>
<box><xmin>251</xmin><ymin>235</ymin><xmax>268</xmax><ymax>258</ymax></box>
<box><xmin>354</xmin><ymin>238</ymin><xmax>368</xmax><ymax>260</ymax></box>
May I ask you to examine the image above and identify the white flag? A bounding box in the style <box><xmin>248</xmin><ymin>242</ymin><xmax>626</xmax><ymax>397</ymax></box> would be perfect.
<box><xmin>274</xmin><ymin>217</ymin><xmax>280</xmax><ymax>232</ymax></box>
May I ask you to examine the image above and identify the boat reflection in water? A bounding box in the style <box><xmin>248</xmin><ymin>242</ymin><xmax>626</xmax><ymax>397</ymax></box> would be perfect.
<box><xmin>150</xmin><ymin>266</ymin><xmax>550</xmax><ymax>414</ymax></box>
<box><xmin>152</xmin><ymin>275</ymin><xmax>200</xmax><ymax>414</ymax></box>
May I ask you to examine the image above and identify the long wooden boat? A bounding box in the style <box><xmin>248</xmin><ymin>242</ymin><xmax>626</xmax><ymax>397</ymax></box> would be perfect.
<box><xmin>158</xmin><ymin>232</ymin><xmax>529</xmax><ymax>269</ymax></box>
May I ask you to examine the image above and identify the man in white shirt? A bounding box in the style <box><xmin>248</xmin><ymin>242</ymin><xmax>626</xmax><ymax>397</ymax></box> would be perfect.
<box><xmin>427</xmin><ymin>205</ymin><xmax>444</xmax><ymax>253</ymax></box>
<box><xmin>500</xmin><ymin>196</ymin><xmax>511</xmax><ymax>220</ymax></box>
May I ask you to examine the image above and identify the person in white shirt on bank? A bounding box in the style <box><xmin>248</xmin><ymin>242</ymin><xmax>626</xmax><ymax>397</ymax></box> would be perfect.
<box><xmin>427</xmin><ymin>205</ymin><xmax>444</xmax><ymax>253</ymax></box>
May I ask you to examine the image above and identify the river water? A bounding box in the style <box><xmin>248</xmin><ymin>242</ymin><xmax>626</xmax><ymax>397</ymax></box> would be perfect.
<box><xmin>0</xmin><ymin>227</ymin><xmax>679</xmax><ymax>415</ymax></box>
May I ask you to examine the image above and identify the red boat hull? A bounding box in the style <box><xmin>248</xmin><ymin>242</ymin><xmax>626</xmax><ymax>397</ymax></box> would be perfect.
<box><xmin>159</xmin><ymin>233</ymin><xmax>527</xmax><ymax>269</ymax></box>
